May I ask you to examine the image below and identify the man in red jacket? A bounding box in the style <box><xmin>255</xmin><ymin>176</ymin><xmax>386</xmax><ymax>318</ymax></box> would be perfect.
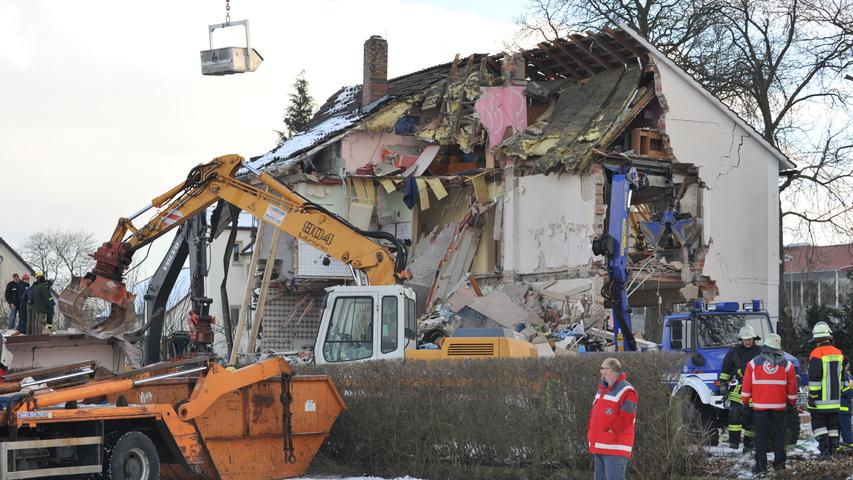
<box><xmin>741</xmin><ymin>333</ymin><xmax>798</xmax><ymax>473</ymax></box>
<box><xmin>588</xmin><ymin>357</ymin><xmax>638</xmax><ymax>480</ymax></box>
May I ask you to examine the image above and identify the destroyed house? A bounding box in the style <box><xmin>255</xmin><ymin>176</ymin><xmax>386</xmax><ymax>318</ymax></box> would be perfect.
<box><xmin>243</xmin><ymin>27</ymin><xmax>792</xmax><ymax>352</ymax></box>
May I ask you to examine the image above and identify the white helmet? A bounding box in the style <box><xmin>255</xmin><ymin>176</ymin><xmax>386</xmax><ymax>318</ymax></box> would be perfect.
<box><xmin>763</xmin><ymin>333</ymin><xmax>783</xmax><ymax>352</ymax></box>
<box><xmin>812</xmin><ymin>321</ymin><xmax>832</xmax><ymax>340</ymax></box>
<box><xmin>738</xmin><ymin>325</ymin><xmax>759</xmax><ymax>341</ymax></box>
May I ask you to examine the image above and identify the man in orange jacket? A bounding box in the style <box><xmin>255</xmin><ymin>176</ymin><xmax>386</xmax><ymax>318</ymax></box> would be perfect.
<box><xmin>741</xmin><ymin>333</ymin><xmax>798</xmax><ymax>473</ymax></box>
<box><xmin>588</xmin><ymin>357</ymin><xmax>638</xmax><ymax>480</ymax></box>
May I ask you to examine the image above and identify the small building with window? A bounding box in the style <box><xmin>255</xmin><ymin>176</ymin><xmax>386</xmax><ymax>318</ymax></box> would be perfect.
<box><xmin>783</xmin><ymin>243</ymin><xmax>853</xmax><ymax>323</ymax></box>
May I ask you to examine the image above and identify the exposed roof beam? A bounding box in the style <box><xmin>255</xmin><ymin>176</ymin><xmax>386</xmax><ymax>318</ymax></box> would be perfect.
<box><xmin>567</xmin><ymin>35</ymin><xmax>611</xmax><ymax>70</ymax></box>
<box><xmin>537</xmin><ymin>42</ymin><xmax>587</xmax><ymax>79</ymax></box>
<box><xmin>585</xmin><ymin>31</ymin><xmax>629</xmax><ymax>66</ymax></box>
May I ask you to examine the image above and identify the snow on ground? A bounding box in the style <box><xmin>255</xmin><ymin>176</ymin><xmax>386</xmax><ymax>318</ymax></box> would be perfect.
<box><xmin>703</xmin><ymin>419</ymin><xmax>852</xmax><ymax>479</ymax></box>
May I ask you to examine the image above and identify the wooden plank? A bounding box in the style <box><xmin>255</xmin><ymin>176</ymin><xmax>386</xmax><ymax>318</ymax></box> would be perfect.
<box><xmin>585</xmin><ymin>31</ymin><xmax>629</xmax><ymax>66</ymax></box>
<box><xmin>228</xmin><ymin>219</ymin><xmax>265</xmax><ymax>366</ymax></box>
<box><xmin>536</xmin><ymin>43</ymin><xmax>585</xmax><ymax>79</ymax></box>
<box><xmin>522</xmin><ymin>50</ymin><xmax>561</xmax><ymax>78</ymax></box>
<box><xmin>567</xmin><ymin>35</ymin><xmax>611</xmax><ymax>69</ymax></box>
<box><xmin>247</xmin><ymin>228</ymin><xmax>281</xmax><ymax>354</ymax></box>
<box><xmin>603</xmin><ymin>27</ymin><xmax>646</xmax><ymax>59</ymax></box>
<box><xmin>546</xmin><ymin>39</ymin><xmax>597</xmax><ymax>76</ymax></box>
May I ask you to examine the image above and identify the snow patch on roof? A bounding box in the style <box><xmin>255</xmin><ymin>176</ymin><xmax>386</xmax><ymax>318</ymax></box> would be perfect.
<box><xmin>247</xmin><ymin>85</ymin><xmax>362</xmax><ymax>172</ymax></box>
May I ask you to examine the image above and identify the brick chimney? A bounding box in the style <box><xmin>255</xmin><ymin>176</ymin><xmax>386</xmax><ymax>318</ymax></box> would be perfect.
<box><xmin>362</xmin><ymin>35</ymin><xmax>388</xmax><ymax>107</ymax></box>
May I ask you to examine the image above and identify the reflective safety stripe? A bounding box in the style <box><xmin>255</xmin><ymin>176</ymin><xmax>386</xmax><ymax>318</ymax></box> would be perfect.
<box><xmin>814</xmin><ymin>427</ymin><xmax>829</xmax><ymax>436</ymax></box>
<box><xmin>787</xmin><ymin>395</ymin><xmax>798</xmax><ymax>400</ymax></box>
<box><xmin>744</xmin><ymin>430</ymin><xmax>755</xmax><ymax>437</ymax></box>
<box><xmin>809</xmin><ymin>381</ymin><xmax>822</xmax><ymax>387</ymax></box>
<box><xmin>751</xmin><ymin>403</ymin><xmax>787</xmax><ymax>409</ymax></box>
<box><xmin>594</xmin><ymin>442</ymin><xmax>632</xmax><ymax>452</ymax></box>
<box><xmin>829</xmin><ymin>430</ymin><xmax>839</xmax><ymax>437</ymax></box>
<box><xmin>753</xmin><ymin>379</ymin><xmax>788</xmax><ymax>385</ymax></box>
<box><xmin>841</xmin><ymin>406</ymin><xmax>849</xmax><ymax>412</ymax></box>
<box><xmin>728</xmin><ymin>425</ymin><xmax>743</xmax><ymax>432</ymax></box>
<box><xmin>603</xmin><ymin>385</ymin><xmax>636</xmax><ymax>402</ymax></box>
<box><xmin>741</xmin><ymin>392</ymin><xmax>752</xmax><ymax>398</ymax></box>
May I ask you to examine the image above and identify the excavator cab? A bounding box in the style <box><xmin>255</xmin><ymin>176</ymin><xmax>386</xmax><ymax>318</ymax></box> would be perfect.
<box><xmin>314</xmin><ymin>285</ymin><xmax>417</xmax><ymax>365</ymax></box>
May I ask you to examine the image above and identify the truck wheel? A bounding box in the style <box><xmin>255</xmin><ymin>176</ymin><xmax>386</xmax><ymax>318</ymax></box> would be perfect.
<box><xmin>103</xmin><ymin>431</ymin><xmax>160</xmax><ymax>480</ymax></box>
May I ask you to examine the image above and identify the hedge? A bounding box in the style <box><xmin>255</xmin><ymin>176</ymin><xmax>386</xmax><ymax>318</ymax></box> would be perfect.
<box><xmin>299</xmin><ymin>352</ymin><xmax>704</xmax><ymax>479</ymax></box>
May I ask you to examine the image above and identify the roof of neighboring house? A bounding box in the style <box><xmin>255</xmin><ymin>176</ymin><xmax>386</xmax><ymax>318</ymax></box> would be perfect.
<box><xmin>0</xmin><ymin>237</ymin><xmax>35</xmax><ymax>275</ymax></box>
<box><xmin>131</xmin><ymin>267</ymin><xmax>191</xmax><ymax>315</ymax></box>
<box><xmin>784</xmin><ymin>244</ymin><xmax>853</xmax><ymax>274</ymax></box>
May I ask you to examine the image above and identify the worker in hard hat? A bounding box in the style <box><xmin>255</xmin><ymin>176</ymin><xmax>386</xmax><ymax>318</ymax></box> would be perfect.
<box><xmin>719</xmin><ymin>324</ymin><xmax>762</xmax><ymax>451</ymax></box>
<box><xmin>807</xmin><ymin>321</ymin><xmax>847</xmax><ymax>458</ymax></box>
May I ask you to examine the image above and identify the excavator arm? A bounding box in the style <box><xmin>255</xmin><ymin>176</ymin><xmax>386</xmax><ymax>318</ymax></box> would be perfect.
<box><xmin>59</xmin><ymin>154</ymin><xmax>407</xmax><ymax>336</ymax></box>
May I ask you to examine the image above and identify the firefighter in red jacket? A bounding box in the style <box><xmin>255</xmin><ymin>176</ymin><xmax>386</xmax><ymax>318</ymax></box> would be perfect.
<box><xmin>588</xmin><ymin>357</ymin><xmax>638</xmax><ymax>480</ymax></box>
<box><xmin>740</xmin><ymin>333</ymin><xmax>798</xmax><ymax>473</ymax></box>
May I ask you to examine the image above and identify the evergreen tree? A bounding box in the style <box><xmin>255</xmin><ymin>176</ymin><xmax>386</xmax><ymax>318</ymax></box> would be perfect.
<box><xmin>277</xmin><ymin>70</ymin><xmax>315</xmax><ymax>145</ymax></box>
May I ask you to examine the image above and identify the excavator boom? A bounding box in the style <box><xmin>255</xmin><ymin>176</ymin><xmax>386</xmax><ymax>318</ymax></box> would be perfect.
<box><xmin>59</xmin><ymin>154</ymin><xmax>406</xmax><ymax>337</ymax></box>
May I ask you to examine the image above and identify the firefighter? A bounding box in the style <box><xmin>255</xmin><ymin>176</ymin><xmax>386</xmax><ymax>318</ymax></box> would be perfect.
<box><xmin>741</xmin><ymin>333</ymin><xmax>798</xmax><ymax>473</ymax></box>
<box><xmin>840</xmin><ymin>363</ymin><xmax>852</xmax><ymax>450</ymax></box>
<box><xmin>807</xmin><ymin>321</ymin><xmax>847</xmax><ymax>458</ymax></box>
<box><xmin>719</xmin><ymin>325</ymin><xmax>762</xmax><ymax>451</ymax></box>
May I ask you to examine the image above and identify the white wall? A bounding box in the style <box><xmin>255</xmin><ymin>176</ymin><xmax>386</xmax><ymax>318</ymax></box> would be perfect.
<box><xmin>655</xmin><ymin>60</ymin><xmax>782</xmax><ymax>316</ymax></box>
<box><xmin>206</xmin><ymin>227</ymin><xmax>254</xmax><ymax>352</ymax></box>
<box><xmin>502</xmin><ymin>172</ymin><xmax>597</xmax><ymax>274</ymax></box>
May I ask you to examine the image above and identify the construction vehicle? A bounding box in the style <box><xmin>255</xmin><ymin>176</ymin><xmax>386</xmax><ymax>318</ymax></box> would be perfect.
<box><xmin>59</xmin><ymin>154</ymin><xmax>535</xmax><ymax>366</ymax></box>
<box><xmin>0</xmin><ymin>356</ymin><xmax>344</xmax><ymax>479</ymax></box>
<box><xmin>661</xmin><ymin>299</ymin><xmax>805</xmax><ymax>445</ymax></box>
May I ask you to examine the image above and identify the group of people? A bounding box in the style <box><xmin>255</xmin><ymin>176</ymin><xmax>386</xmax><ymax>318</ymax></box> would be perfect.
<box><xmin>721</xmin><ymin>322</ymin><xmax>851</xmax><ymax>473</ymax></box>
<box><xmin>587</xmin><ymin>321</ymin><xmax>851</xmax><ymax>480</ymax></box>
<box><xmin>4</xmin><ymin>272</ymin><xmax>55</xmax><ymax>334</ymax></box>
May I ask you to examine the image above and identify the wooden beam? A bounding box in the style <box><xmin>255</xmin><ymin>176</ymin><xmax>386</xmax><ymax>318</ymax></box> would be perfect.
<box><xmin>228</xmin><ymin>220</ymin><xmax>265</xmax><ymax>366</ymax></box>
<box><xmin>246</xmin><ymin>228</ymin><xmax>282</xmax><ymax>354</ymax></box>
<box><xmin>522</xmin><ymin>50</ymin><xmax>562</xmax><ymax>79</ymax></box>
<box><xmin>603</xmin><ymin>27</ymin><xmax>646</xmax><ymax>60</ymax></box>
<box><xmin>585</xmin><ymin>31</ymin><xmax>629</xmax><ymax>66</ymax></box>
<box><xmin>567</xmin><ymin>35</ymin><xmax>611</xmax><ymax>70</ymax></box>
<box><xmin>536</xmin><ymin>42</ymin><xmax>585</xmax><ymax>79</ymax></box>
<box><xmin>547</xmin><ymin>39</ymin><xmax>597</xmax><ymax>76</ymax></box>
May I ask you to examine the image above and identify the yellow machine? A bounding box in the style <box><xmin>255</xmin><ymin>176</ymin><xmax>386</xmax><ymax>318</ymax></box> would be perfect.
<box><xmin>59</xmin><ymin>154</ymin><xmax>534</xmax><ymax>364</ymax></box>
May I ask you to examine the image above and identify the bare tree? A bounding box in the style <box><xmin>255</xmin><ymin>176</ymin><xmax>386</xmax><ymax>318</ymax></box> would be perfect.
<box><xmin>516</xmin><ymin>0</ymin><xmax>853</xmax><ymax>341</ymax></box>
<box><xmin>21</xmin><ymin>230</ymin><xmax>97</xmax><ymax>290</ymax></box>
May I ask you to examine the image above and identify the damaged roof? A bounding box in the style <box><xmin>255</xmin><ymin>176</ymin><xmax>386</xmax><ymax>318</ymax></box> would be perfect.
<box><xmin>249</xmin><ymin>25</ymin><xmax>790</xmax><ymax>174</ymax></box>
<box><xmin>248</xmin><ymin>55</ymin><xmax>490</xmax><ymax>172</ymax></box>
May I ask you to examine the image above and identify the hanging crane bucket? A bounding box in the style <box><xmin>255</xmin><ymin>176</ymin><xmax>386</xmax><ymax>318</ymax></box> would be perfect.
<box><xmin>58</xmin><ymin>275</ymin><xmax>138</xmax><ymax>338</ymax></box>
<box><xmin>201</xmin><ymin>20</ymin><xmax>263</xmax><ymax>76</ymax></box>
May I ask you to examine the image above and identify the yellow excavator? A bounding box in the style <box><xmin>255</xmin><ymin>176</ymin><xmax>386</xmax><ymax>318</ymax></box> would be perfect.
<box><xmin>59</xmin><ymin>154</ymin><xmax>535</xmax><ymax>364</ymax></box>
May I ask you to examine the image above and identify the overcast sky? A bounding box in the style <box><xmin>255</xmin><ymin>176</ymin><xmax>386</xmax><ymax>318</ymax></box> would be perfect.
<box><xmin>0</xmin><ymin>0</ymin><xmax>521</xmax><ymax>278</ymax></box>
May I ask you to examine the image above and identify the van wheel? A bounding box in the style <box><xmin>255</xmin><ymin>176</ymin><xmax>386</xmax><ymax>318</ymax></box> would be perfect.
<box><xmin>103</xmin><ymin>431</ymin><xmax>160</xmax><ymax>480</ymax></box>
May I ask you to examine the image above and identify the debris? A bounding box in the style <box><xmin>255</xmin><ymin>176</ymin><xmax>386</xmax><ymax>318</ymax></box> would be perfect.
<box><xmin>465</xmin><ymin>290</ymin><xmax>532</xmax><ymax>330</ymax></box>
<box><xmin>535</xmin><ymin>343</ymin><xmax>555</xmax><ymax>357</ymax></box>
